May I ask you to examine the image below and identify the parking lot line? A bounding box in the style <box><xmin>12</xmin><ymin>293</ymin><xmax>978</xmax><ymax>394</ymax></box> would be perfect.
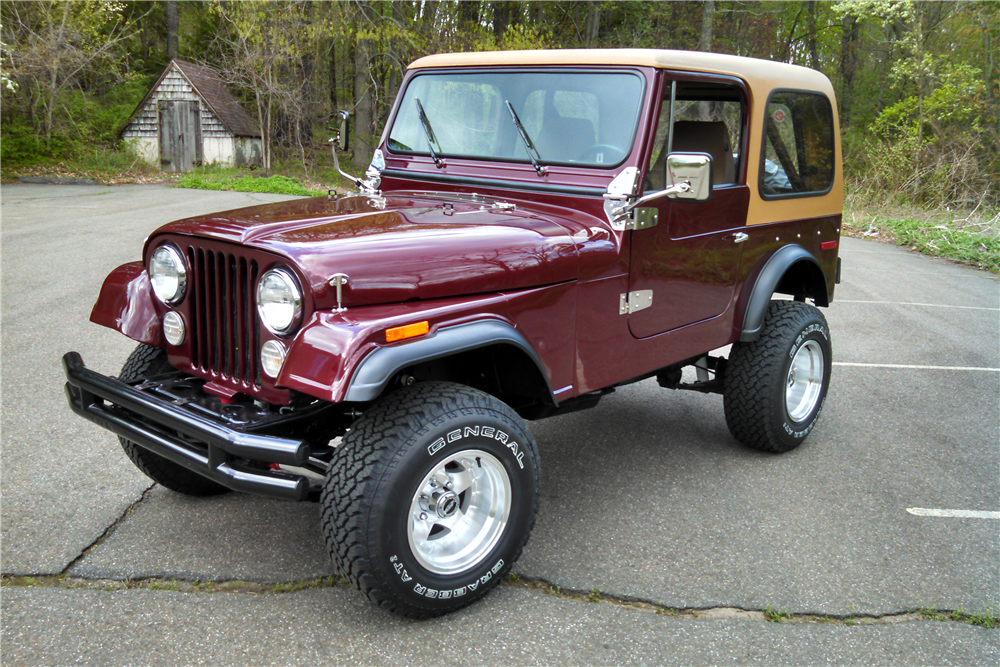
<box><xmin>845</xmin><ymin>268</ymin><xmax>995</xmax><ymax>278</ymax></box>
<box><xmin>836</xmin><ymin>300</ymin><xmax>999</xmax><ymax>311</ymax></box>
<box><xmin>834</xmin><ymin>362</ymin><xmax>1000</xmax><ymax>372</ymax></box>
<box><xmin>906</xmin><ymin>508</ymin><xmax>1000</xmax><ymax>519</ymax></box>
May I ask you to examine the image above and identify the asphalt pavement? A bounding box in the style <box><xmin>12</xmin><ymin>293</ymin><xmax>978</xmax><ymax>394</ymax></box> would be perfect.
<box><xmin>2</xmin><ymin>183</ymin><xmax>998</xmax><ymax>665</ymax></box>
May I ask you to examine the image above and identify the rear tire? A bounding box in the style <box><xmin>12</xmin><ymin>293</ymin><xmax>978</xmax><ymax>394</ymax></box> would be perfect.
<box><xmin>320</xmin><ymin>382</ymin><xmax>540</xmax><ymax>618</ymax></box>
<box><xmin>724</xmin><ymin>300</ymin><xmax>832</xmax><ymax>453</ymax></box>
<box><xmin>118</xmin><ymin>344</ymin><xmax>229</xmax><ymax>496</ymax></box>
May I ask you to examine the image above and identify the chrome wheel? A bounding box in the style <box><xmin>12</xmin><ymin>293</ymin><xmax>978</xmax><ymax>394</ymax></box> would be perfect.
<box><xmin>407</xmin><ymin>450</ymin><xmax>511</xmax><ymax>575</ymax></box>
<box><xmin>785</xmin><ymin>340</ymin><xmax>825</xmax><ymax>422</ymax></box>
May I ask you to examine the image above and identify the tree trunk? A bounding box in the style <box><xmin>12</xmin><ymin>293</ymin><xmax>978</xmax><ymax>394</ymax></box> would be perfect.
<box><xmin>459</xmin><ymin>1</ymin><xmax>479</xmax><ymax>30</ymax></box>
<box><xmin>494</xmin><ymin>2</ymin><xmax>511</xmax><ymax>41</ymax></box>
<box><xmin>807</xmin><ymin>1</ymin><xmax>818</xmax><ymax>70</ymax></box>
<box><xmin>166</xmin><ymin>0</ymin><xmax>178</xmax><ymax>60</ymax></box>
<box><xmin>839</xmin><ymin>14</ymin><xmax>859</xmax><ymax>126</ymax></box>
<box><xmin>387</xmin><ymin>1</ymin><xmax>401</xmax><ymax>111</ymax></box>
<box><xmin>352</xmin><ymin>2</ymin><xmax>373</xmax><ymax>169</ymax></box>
<box><xmin>913</xmin><ymin>2</ymin><xmax>923</xmax><ymax>197</ymax></box>
<box><xmin>698</xmin><ymin>0</ymin><xmax>714</xmax><ymax>52</ymax></box>
<box><xmin>585</xmin><ymin>2</ymin><xmax>600</xmax><ymax>47</ymax></box>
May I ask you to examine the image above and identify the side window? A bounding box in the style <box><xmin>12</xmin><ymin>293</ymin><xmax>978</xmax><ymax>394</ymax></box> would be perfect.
<box><xmin>760</xmin><ymin>91</ymin><xmax>834</xmax><ymax>197</ymax></box>
<box><xmin>645</xmin><ymin>81</ymin><xmax>745</xmax><ymax>192</ymax></box>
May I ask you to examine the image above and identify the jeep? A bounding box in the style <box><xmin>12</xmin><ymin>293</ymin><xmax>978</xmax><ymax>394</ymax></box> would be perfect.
<box><xmin>63</xmin><ymin>49</ymin><xmax>842</xmax><ymax>618</ymax></box>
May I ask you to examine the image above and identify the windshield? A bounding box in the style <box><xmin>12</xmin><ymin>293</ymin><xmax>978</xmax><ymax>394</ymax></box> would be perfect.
<box><xmin>387</xmin><ymin>70</ymin><xmax>645</xmax><ymax>168</ymax></box>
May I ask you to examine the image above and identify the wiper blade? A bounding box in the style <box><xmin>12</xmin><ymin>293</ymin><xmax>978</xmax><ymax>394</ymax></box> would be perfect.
<box><xmin>504</xmin><ymin>100</ymin><xmax>546</xmax><ymax>177</ymax></box>
<box><xmin>414</xmin><ymin>98</ymin><xmax>443</xmax><ymax>168</ymax></box>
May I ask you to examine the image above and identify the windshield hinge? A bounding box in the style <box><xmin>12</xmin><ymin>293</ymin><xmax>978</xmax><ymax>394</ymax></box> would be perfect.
<box><xmin>619</xmin><ymin>290</ymin><xmax>653</xmax><ymax>315</ymax></box>
<box><xmin>621</xmin><ymin>207</ymin><xmax>658</xmax><ymax>231</ymax></box>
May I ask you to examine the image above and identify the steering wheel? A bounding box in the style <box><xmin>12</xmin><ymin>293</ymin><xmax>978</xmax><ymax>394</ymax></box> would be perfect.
<box><xmin>575</xmin><ymin>144</ymin><xmax>625</xmax><ymax>165</ymax></box>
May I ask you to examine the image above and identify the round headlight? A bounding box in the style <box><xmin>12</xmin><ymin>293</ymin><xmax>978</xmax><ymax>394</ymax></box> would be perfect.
<box><xmin>150</xmin><ymin>245</ymin><xmax>187</xmax><ymax>305</ymax></box>
<box><xmin>162</xmin><ymin>311</ymin><xmax>186</xmax><ymax>346</ymax></box>
<box><xmin>261</xmin><ymin>340</ymin><xmax>287</xmax><ymax>378</ymax></box>
<box><xmin>256</xmin><ymin>267</ymin><xmax>303</xmax><ymax>335</ymax></box>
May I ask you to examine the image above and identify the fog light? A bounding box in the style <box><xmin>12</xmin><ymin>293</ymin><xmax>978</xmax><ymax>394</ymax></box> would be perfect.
<box><xmin>261</xmin><ymin>340</ymin><xmax>286</xmax><ymax>378</ymax></box>
<box><xmin>163</xmin><ymin>311</ymin><xmax>186</xmax><ymax>345</ymax></box>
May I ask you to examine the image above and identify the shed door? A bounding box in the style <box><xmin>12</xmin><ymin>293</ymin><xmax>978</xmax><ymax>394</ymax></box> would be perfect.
<box><xmin>158</xmin><ymin>100</ymin><xmax>202</xmax><ymax>172</ymax></box>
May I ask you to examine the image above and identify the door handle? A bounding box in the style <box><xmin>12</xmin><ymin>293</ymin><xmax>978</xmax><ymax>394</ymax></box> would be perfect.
<box><xmin>730</xmin><ymin>232</ymin><xmax>749</xmax><ymax>244</ymax></box>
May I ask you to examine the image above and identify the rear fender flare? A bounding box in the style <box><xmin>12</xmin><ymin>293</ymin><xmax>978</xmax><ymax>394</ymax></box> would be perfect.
<box><xmin>344</xmin><ymin>320</ymin><xmax>555</xmax><ymax>405</ymax></box>
<box><xmin>739</xmin><ymin>245</ymin><xmax>828</xmax><ymax>342</ymax></box>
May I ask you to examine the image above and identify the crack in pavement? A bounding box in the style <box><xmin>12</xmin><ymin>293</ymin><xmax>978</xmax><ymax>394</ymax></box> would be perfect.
<box><xmin>510</xmin><ymin>576</ymin><xmax>997</xmax><ymax>628</ymax></box>
<box><xmin>58</xmin><ymin>483</ymin><xmax>156</xmax><ymax>576</ymax></box>
<box><xmin>1</xmin><ymin>572</ymin><xmax>995</xmax><ymax>629</ymax></box>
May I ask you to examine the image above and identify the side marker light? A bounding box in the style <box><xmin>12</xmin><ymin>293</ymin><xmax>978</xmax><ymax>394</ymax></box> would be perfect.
<box><xmin>820</xmin><ymin>240</ymin><xmax>838</xmax><ymax>251</ymax></box>
<box><xmin>386</xmin><ymin>321</ymin><xmax>430</xmax><ymax>343</ymax></box>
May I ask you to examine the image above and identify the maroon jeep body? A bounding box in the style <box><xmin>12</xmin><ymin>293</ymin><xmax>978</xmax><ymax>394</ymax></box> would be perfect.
<box><xmin>64</xmin><ymin>49</ymin><xmax>841</xmax><ymax>618</ymax></box>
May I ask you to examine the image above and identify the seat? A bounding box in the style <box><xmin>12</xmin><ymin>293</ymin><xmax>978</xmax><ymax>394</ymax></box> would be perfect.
<box><xmin>670</xmin><ymin>121</ymin><xmax>735</xmax><ymax>185</ymax></box>
<box><xmin>646</xmin><ymin>120</ymin><xmax>736</xmax><ymax>191</ymax></box>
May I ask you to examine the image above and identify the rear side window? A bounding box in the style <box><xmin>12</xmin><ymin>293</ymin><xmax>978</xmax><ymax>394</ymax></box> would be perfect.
<box><xmin>760</xmin><ymin>91</ymin><xmax>834</xmax><ymax>198</ymax></box>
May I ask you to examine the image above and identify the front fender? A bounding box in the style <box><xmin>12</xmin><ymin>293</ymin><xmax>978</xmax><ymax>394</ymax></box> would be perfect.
<box><xmin>345</xmin><ymin>320</ymin><xmax>551</xmax><ymax>402</ymax></box>
<box><xmin>277</xmin><ymin>289</ymin><xmax>562</xmax><ymax>405</ymax></box>
<box><xmin>90</xmin><ymin>262</ymin><xmax>163</xmax><ymax>346</ymax></box>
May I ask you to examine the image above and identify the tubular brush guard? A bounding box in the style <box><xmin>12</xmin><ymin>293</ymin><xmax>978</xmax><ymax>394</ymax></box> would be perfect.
<box><xmin>62</xmin><ymin>352</ymin><xmax>313</xmax><ymax>501</ymax></box>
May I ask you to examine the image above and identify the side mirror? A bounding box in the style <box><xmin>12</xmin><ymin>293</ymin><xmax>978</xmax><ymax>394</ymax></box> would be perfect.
<box><xmin>331</xmin><ymin>110</ymin><xmax>350</xmax><ymax>152</ymax></box>
<box><xmin>665</xmin><ymin>152</ymin><xmax>712</xmax><ymax>201</ymax></box>
<box><xmin>607</xmin><ymin>152</ymin><xmax>714</xmax><ymax>222</ymax></box>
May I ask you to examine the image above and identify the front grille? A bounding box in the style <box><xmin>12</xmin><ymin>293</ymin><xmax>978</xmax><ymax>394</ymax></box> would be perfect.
<box><xmin>184</xmin><ymin>245</ymin><xmax>261</xmax><ymax>389</ymax></box>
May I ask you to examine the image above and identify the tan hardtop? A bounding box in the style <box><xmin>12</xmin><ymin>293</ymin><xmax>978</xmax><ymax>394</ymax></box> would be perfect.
<box><xmin>408</xmin><ymin>49</ymin><xmax>842</xmax><ymax>225</ymax></box>
<box><xmin>408</xmin><ymin>49</ymin><xmax>835</xmax><ymax>98</ymax></box>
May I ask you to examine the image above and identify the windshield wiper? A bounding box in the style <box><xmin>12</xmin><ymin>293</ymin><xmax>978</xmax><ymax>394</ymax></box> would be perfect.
<box><xmin>414</xmin><ymin>98</ymin><xmax>443</xmax><ymax>168</ymax></box>
<box><xmin>504</xmin><ymin>100</ymin><xmax>546</xmax><ymax>177</ymax></box>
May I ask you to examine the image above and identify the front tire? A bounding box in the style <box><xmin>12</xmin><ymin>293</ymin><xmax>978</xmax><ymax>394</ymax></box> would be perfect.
<box><xmin>320</xmin><ymin>382</ymin><xmax>540</xmax><ymax>618</ymax></box>
<box><xmin>118</xmin><ymin>344</ymin><xmax>229</xmax><ymax>496</ymax></box>
<box><xmin>723</xmin><ymin>300</ymin><xmax>832</xmax><ymax>453</ymax></box>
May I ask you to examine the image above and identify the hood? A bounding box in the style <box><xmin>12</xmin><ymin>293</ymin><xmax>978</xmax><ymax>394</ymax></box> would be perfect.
<box><xmin>152</xmin><ymin>192</ymin><xmax>580</xmax><ymax>310</ymax></box>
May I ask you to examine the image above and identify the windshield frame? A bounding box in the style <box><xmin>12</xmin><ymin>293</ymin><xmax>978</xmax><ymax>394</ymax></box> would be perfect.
<box><xmin>384</xmin><ymin>67</ymin><xmax>648</xmax><ymax>171</ymax></box>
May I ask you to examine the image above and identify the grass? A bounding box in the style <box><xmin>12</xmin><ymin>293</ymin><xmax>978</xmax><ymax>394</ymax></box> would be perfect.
<box><xmin>764</xmin><ymin>605</ymin><xmax>792</xmax><ymax>623</ymax></box>
<box><xmin>2</xmin><ymin>139</ymin><xmax>357</xmax><ymax>196</ymax></box>
<box><xmin>844</xmin><ymin>199</ymin><xmax>1000</xmax><ymax>274</ymax></box>
<box><xmin>920</xmin><ymin>606</ymin><xmax>998</xmax><ymax>629</ymax></box>
<box><xmin>0</xmin><ymin>145</ymin><xmax>166</xmax><ymax>185</ymax></box>
<box><xmin>1</xmin><ymin>574</ymin><xmax>345</xmax><ymax>595</ymax></box>
<box><xmin>175</xmin><ymin>166</ymin><xmax>325</xmax><ymax>197</ymax></box>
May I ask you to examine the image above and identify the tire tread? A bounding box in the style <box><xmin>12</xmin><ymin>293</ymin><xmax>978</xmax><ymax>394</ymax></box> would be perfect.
<box><xmin>723</xmin><ymin>300</ymin><xmax>830</xmax><ymax>453</ymax></box>
<box><xmin>319</xmin><ymin>382</ymin><xmax>539</xmax><ymax>619</ymax></box>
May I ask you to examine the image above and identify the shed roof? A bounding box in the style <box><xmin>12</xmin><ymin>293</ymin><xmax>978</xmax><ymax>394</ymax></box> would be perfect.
<box><xmin>124</xmin><ymin>59</ymin><xmax>260</xmax><ymax>138</ymax></box>
<box><xmin>408</xmin><ymin>49</ymin><xmax>834</xmax><ymax>98</ymax></box>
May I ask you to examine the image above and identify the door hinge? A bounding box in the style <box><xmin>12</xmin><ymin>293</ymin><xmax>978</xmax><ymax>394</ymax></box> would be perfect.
<box><xmin>619</xmin><ymin>290</ymin><xmax>653</xmax><ymax>315</ymax></box>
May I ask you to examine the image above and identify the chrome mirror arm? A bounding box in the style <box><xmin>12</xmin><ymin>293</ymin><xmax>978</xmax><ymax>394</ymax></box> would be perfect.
<box><xmin>329</xmin><ymin>139</ymin><xmax>383</xmax><ymax>195</ymax></box>
<box><xmin>328</xmin><ymin>137</ymin><xmax>365</xmax><ymax>190</ymax></box>
<box><xmin>607</xmin><ymin>181</ymin><xmax>692</xmax><ymax>221</ymax></box>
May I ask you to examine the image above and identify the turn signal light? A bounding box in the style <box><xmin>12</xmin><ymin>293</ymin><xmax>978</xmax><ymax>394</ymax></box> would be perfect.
<box><xmin>386</xmin><ymin>321</ymin><xmax>429</xmax><ymax>343</ymax></box>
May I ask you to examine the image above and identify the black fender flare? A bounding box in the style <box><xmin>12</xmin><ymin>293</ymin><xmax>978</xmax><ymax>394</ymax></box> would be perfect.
<box><xmin>739</xmin><ymin>245</ymin><xmax>828</xmax><ymax>342</ymax></box>
<box><xmin>343</xmin><ymin>320</ymin><xmax>555</xmax><ymax>404</ymax></box>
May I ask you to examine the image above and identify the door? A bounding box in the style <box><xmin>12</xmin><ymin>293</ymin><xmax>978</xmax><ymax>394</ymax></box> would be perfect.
<box><xmin>627</xmin><ymin>76</ymin><xmax>750</xmax><ymax>339</ymax></box>
<box><xmin>158</xmin><ymin>100</ymin><xmax>202</xmax><ymax>172</ymax></box>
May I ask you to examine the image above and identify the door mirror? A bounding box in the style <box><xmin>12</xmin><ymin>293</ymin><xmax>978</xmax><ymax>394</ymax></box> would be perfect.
<box><xmin>330</xmin><ymin>110</ymin><xmax>350</xmax><ymax>152</ymax></box>
<box><xmin>665</xmin><ymin>152</ymin><xmax>713</xmax><ymax>201</ymax></box>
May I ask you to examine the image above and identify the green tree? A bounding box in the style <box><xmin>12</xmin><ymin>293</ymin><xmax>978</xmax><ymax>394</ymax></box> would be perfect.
<box><xmin>2</xmin><ymin>0</ymin><xmax>146</xmax><ymax>146</ymax></box>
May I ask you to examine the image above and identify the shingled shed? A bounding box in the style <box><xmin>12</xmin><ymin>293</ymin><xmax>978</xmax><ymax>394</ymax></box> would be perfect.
<box><xmin>122</xmin><ymin>59</ymin><xmax>262</xmax><ymax>171</ymax></box>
